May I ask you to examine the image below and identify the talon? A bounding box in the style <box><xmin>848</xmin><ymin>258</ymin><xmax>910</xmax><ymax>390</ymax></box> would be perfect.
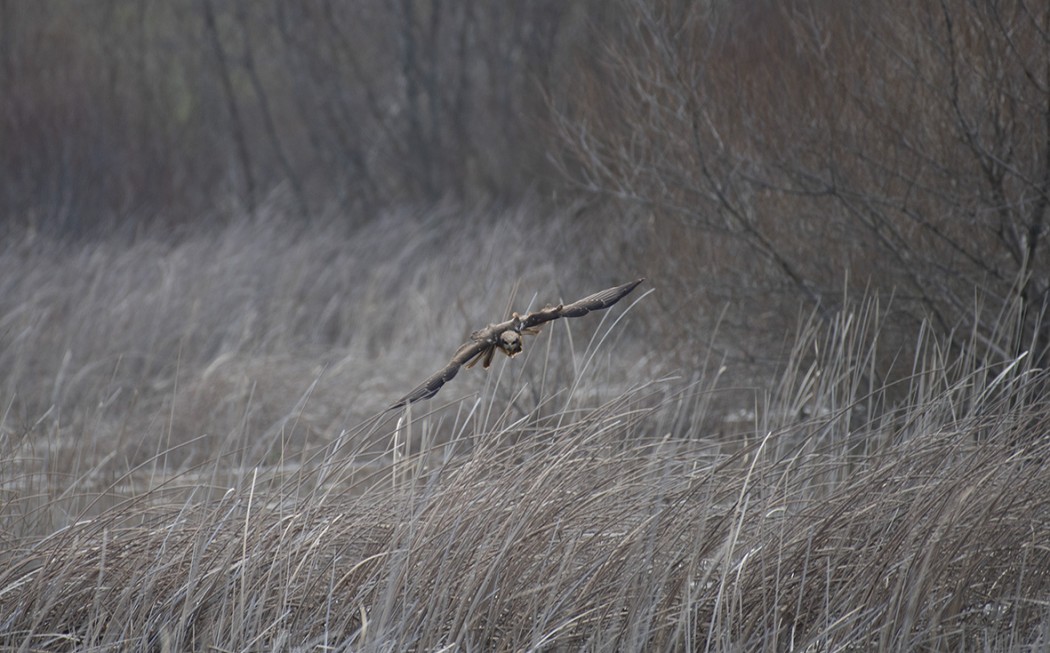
<box><xmin>465</xmin><ymin>346</ymin><xmax>489</xmax><ymax>369</ymax></box>
<box><xmin>482</xmin><ymin>344</ymin><xmax>496</xmax><ymax>368</ymax></box>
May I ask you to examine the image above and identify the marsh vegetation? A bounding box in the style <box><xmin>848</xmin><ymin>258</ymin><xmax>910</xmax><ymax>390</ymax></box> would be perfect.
<box><xmin>2</xmin><ymin>1</ymin><xmax>1050</xmax><ymax>650</ymax></box>
<box><xmin>3</xmin><ymin>208</ymin><xmax>1049</xmax><ymax>650</ymax></box>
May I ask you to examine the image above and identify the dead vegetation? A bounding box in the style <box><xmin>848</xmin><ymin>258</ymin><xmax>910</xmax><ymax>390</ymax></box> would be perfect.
<box><xmin>2</xmin><ymin>208</ymin><xmax>1050</xmax><ymax>651</ymax></box>
<box><xmin>3</xmin><ymin>2</ymin><xmax>1049</xmax><ymax>649</ymax></box>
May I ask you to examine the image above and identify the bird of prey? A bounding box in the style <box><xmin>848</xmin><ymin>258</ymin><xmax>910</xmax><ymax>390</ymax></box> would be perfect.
<box><xmin>391</xmin><ymin>278</ymin><xmax>645</xmax><ymax>409</ymax></box>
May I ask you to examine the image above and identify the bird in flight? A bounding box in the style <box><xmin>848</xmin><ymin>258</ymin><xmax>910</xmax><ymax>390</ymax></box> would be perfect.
<box><xmin>391</xmin><ymin>278</ymin><xmax>645</xmax><ymax>409</ymax></box>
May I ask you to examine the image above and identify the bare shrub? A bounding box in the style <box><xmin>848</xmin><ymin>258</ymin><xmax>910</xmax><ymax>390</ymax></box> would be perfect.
<box><xmin>557</xmin><ymin>0</ymin><xmax>1050</xmax><ymax>373</ymax></box>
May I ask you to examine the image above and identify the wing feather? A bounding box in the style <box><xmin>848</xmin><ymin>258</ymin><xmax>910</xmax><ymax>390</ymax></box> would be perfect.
<box><xmin>558</xmin><ymin>278</ymin><xmax>645</xmax><ymax>317</ymax></box>
<box><xmin>519</xmin><ymin>278</ymin><xmax>645</xmax><ymax>328</ymax></box>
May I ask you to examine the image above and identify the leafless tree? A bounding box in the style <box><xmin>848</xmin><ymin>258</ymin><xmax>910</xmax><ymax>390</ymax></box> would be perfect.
<box><xmin>0</xmin><ymin>0</ymin><xmax>603</xmax><ymax>231</ymax></box>
<box><xmin>557</xmin><ymin>0</ymin><xmax>1050</xmax><ymax>368</ymax></box>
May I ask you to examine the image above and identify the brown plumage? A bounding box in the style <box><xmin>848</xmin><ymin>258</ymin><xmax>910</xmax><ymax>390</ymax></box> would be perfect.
<box><xmin>391</xmin><ymin>278</ymin><xmax>645</xmax><ymax>409</ymax></box>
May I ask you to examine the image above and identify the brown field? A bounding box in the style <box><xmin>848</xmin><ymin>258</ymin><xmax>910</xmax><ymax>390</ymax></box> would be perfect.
<box><xmin>2</xmin><ymin>207</ymin><xmax>1049</xmax><ymax>651</ymax></box>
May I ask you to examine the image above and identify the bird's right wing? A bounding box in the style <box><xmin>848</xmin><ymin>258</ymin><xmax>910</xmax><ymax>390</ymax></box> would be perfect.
<box><xmin>390</xmin><ymin>339</ymin><xmax>488</xmax><ymax>409</ymax></box>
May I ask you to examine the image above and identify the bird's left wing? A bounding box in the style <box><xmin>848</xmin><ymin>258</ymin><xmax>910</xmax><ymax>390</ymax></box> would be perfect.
<box><xmin>518</xmin><ymin>278</ymin><xmax>645</xmax><ymax>329</ymax></box>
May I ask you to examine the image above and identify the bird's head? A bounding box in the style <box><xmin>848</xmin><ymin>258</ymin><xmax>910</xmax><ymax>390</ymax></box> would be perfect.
<box><xmin>498</xmin><ymin>330</ymin><xmax>523</xmax><ymax>357</ymax></box>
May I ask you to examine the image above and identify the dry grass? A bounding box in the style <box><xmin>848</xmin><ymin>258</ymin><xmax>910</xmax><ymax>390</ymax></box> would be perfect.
<box><xmin>2</xmin><ymin>206</ymin><xmax>1050</xmax><ymax>651</ymax></box>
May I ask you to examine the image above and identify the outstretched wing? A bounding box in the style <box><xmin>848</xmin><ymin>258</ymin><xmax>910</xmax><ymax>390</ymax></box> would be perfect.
<box><xmin>390</xmin><ymin>340</ymin><xmax>489</xmax><ymax>409</ymax></box>
<box><xmin>391</xmin><ymin>278</ymin><xmax>645</xmax><ymax>410</ymax></box>
<box><xmin>558</xmin><ymin>278</ymin><xmax>646</xmax><ymax>317</ymax></box>
<box><xmin>518</xmin><ymin>278</ymin><xmax>645</xmax><ymax>330</ymax></box>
